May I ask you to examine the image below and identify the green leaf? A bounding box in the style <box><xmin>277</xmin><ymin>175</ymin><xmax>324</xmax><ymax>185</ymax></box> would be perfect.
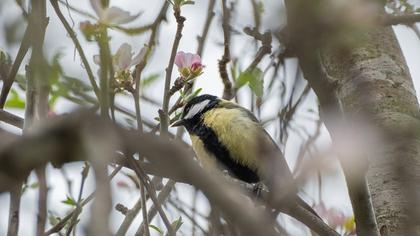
<box><xmin>248</xmin><ymin>69</ymin><xmax>263</xmax><ymax>98</ymax></box>
<box><xmin>235</xmin><ymin>68</ymin><xmax>263</xmax><ymax>97</ymax></box>
<box><xmin>29</xmin><ymin>182</ymin><xmax>39</xmax><ymax>189</ymax></box>
<box><xmin>47</xmin><ymin>52</ymin><xmax>64</xmax><ymax>86</ymax></box>
<box><xmin>48</xmin><ymin>211</ymin><xmax>61</xmax><ymax>226</ymax></box>
<box><xmin>63</xmin><ymin>76</ymin><xmax>92</xmax><ymax>92</ymax></box>
<box><xmin>236</xmin><ymin>70</ymin><xmax>251</xmax><ymax>89</ymax></box>
<box><xmin>181</xmin><ymin>0</ymin><xmax>195</xmax><ymax>5</ymax></box>
<box><xmin>141</xmin><ymin>74</ymin><xmax>160</xmax><ymax>88</ymax></box>
<box><xmin>21</xmin><ymin>185</ymin><xmax>28</xmax><ymax>194</ymax></box>
<box><xmin>61</xmin><ymin>195</ymin><xmax>77</xmax><ymax>206</ymax></box>
<box><xmin>171</xmin><ymin>216</ymin><xmax>183</xmax><ymax>232</ymax></box>
<box><xmin>5</xmin><ymin>88</ymin><xmax>25</xmax><ymax>109</ymax></box>
<box><xmin>190</xmin><ymin>88</ymin><xmax>202</xmax><ymax>98</ymax></box>
<box><xmin>230</xmin><ymin>61</ymin><xmax>238</xmax><ymax>82</ymax></box>
<box><xmin>149</xmin><ymin>224</ymin><xmax>164</xmax><ymax>235</ymax></box>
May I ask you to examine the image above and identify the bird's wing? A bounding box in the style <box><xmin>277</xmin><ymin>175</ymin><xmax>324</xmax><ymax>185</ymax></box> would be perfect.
<box><xmin>205</xmin><ymin>100</ymin><xmax>293</xmax><ymax>179</ymax></box>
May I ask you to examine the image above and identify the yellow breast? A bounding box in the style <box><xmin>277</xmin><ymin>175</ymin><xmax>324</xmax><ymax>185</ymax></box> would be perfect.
<box><xmin>201</xmin><ymin>107</ymin><xmax>261</xmax><ymax>170</ymax></box>
<box><xmin>190</xmin><ymin>134</ymin><xmax>219</xmax><ymax>170</ymax></box>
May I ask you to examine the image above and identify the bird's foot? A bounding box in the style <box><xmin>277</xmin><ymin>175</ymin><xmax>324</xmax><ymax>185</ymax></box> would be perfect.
<box><xmin>252</xmin><ymin>182</ymin><xmax>265</xmax><ymax>198</ymax></box>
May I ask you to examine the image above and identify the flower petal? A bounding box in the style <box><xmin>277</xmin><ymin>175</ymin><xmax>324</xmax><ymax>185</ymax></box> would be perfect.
<box><xmin>130</xmin><ymin>47</ymin><xmax>147</xmax><ymax>67</ymax></box>
<box><xmin>191</xmin><ymin>54</ymin><xmax>202</xmax><ymax>65</ymax></box>
<box><xmin>183</xmin><ymin>53</ymin><xmax>194</xmax><ymax>67</ymax></box>
<box><xmin>175</xmin><ymin>51</ymin><xmax>186</xmax><ymax>68</ymax></box>
<box><xmin>90</xmin><ymin>0</ymin><xmax>103</xmax><ymax>17</ymax></box>
<box><xmin>114</xmin><ymin>43</ymin><xmax>133</xmax><ymax>71</ymax></box>
<box><xmin>103</xmin><ymin>7</ymin><xmax>140</xmax><ymax>25</ymax></box>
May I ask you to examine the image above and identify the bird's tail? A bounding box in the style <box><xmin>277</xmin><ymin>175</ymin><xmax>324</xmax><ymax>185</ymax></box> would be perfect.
<box><xmin>282</xmin><ymin>197</ymin><xmax>339</xmax><ymax>236</ymax></box>
<box><xmin>295</xmin><ymin>197</ymin><xmax>321</xmax><ymax>219</ymax></box>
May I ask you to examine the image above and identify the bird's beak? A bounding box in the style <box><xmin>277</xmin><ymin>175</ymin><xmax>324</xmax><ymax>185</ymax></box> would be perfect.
<box><xmin>171</xmin><ymin>119</ymin><xmax>185</xmax><ymax>127</ymax></box>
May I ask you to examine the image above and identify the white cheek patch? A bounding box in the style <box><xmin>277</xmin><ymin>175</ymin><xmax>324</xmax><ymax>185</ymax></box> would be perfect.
<box><xmin>184</xmin><ymin>100</ymin><xmax>211</xmax><ymax>119</ymax></box>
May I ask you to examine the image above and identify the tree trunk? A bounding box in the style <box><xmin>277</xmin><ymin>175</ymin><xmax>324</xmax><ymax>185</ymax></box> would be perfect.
<box><xmin>285</xmin><ymin>1</ymin><xmax>420</xmax><ymax>235</ymax></box>
<box><xmin>320</xmin><ymin>25</ymin><xmax>420</xmax><ymax>236</ymax></box>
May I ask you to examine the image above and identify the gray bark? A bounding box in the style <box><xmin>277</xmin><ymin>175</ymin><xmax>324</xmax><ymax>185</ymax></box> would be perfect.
<box><xmin>285</xmin><ymin>0</ymin><xmax>420</xmax><ymax>235</ymax></box>
<box><xmin>321</xmin><ymin>26</ymin><xmax>420</xmax><ymax>236</ymax></box>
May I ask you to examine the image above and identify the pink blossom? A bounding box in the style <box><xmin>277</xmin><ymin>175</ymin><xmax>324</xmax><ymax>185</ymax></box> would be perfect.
<box><xmin>93</xmin><ymin>43</ymin><xmax>146</xmax><ymax>73</ymax></box>
<box><xmin>314</xmin><ymin>202</ymin><xmax>348</xmax><ymax>229</ymax></box>
<box><xmin>116</xmin><ymin>181</ymin><xmax>130</xmax><ymax>189</ymax></box>
<box><xmin>90</xmin><ymin>0</ymin><xmax>141</xmax><ymax>25</ymax></box>
<box><xmin>174</xmin><ymin>51</ymin><xmax>204</xmax><ymax>78</ymax></box>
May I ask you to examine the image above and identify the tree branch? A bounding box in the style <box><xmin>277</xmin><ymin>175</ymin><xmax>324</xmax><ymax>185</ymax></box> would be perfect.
<box><xmin>50</xmin><ymin>0</ymin><xmax>101</xmax><ymax>99</ymax></box>
<box><xmin>196</xmin><ymin>0</ymin><xmax>216</xmax><ymax>57</ymax></box>
<box><xmin>0</xmin><ymin>27</ymin><xmax>31</xmax><ymax>109</ymax></box>
<box><xmin>0</xmin><ymin>110</ymin><xmax>24</xmax><ymax>129</ymax></box>
<box><xmin>0</xmin><ymin>112</ymin><xmax>280</xmax><ymax>235</ymax></box>
<box><xmin>382</xmin><ymin>13</ymin><xmax>420</xmax><ymax>25</ymax></box>
<box><xmin>219</xmin><ymin>0</ymin><xmax>234</xmax><ymax>100</ymax></box>
<box><xmin>161</xmin><ymin>6</ymin><xmax>185</xmax><ymax>136</ymax></box>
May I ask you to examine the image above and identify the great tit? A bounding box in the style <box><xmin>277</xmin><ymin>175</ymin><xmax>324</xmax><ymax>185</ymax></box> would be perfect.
<box><xmin>172</xmin><ymin>94</ymin><xmax>310</xmax><ymax>195</ymax></box>
<box><xmin>172</xmin><ymin>94</ymin><xmax>291</xmax><ymax>184</ymax></box>
<box><xmin>172</xmin><ymin>94</ymin><xmax>319</xmax><ymax>215</ymax></box>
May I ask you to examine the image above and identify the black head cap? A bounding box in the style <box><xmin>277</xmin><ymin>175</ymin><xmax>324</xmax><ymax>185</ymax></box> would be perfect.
<box><xmin>172</xmin><ymin>94</ymin><xmax>219</xmax><ymax>128</ymax></box>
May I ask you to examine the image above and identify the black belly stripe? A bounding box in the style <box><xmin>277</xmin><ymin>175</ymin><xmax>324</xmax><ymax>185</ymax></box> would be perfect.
<box><xmin>190</xmin><ymin>122</ymin><xmax>260</xmax><ymax>183</ymax></box>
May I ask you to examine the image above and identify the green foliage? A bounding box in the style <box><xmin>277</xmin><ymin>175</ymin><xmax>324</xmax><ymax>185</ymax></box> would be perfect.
<box><xmin>0</xmin><ymin>50</ymin><xmax>11</xmax><ymax>65</ymax></box>
<box><xmin>48</xmin><ymin>211</ymin><xmax>61</xmax><ymax>226</ymax></box>
<box><xmin>5</xmin><ymin>88</ymin><xmax>25</xmax><ymax>109</ymax></box>
<box><xmin>61</xmin><ymin>195</ymin><xmax>77</xmax><ymax>206</ymax></box>
<box><xmin>148</xmin><ymin>217</ymin><xmax>183</xmax><ymax>236</ymax></box>
<box><xmin>171</xmin><ymin>216</ymin><xmax>183</xmax><ymax>232</ymax></box>
<box><xmin>0</xmin><ymin>50</ymin><xmax>11</xmax><ymax>79</ymax></box>
<box><xmin>48</xmin><ymin>52</ymin><xmax>65</xmax><ymax>106</ymax></box>
<box><xmin>141</xmin><ymin>74</ymin><xmax>160</xmax><ymax>89</ymax></box>
<box><xmin>21</xmin><ymin>182</ymin><xmax>39</xmax><ymax>194</ymax></box>
<box><xmin>236</xmin><ymin>68</ymin><xmax>263</xmax><ymax>98</ymax></box>
<box><xmin>149</xmin><ymin>224</ymin><xmax>164</xmax><ymax>235</ymax></box>
<box><xmin>180</xmin><ymin>88</ymin><xmax>202</xmax><ymax>100</ymax></box>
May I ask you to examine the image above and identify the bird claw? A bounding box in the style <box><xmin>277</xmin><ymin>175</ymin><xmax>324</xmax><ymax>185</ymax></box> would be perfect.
<box><xmin>253</xmin><ymin>182</ymin><xmax>265</xmax><ymax>198</ymax></box>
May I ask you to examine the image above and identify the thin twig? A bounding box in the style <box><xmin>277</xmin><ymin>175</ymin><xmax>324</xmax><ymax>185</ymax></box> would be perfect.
<box><xmin>167</xmin><ymin>199</ymin><xmax>209</xmax><ymax>235</ymax></box>
<box><xmin>161</xmin><ymin>6</ymin><xmax>186</xmax><ymax>136</ymax></box>
<box><xmin>135</xmin><ymin>180</ymin><xmax>176</xmax><ymax>236</ymax></box>
<box><xmin>115</xmin><ymin>194</ymin><xmax>146</xmax><ymax>236</ymax></box>
<box><xmin>85</xmin><ymin>127</ymin><xmax>117</xmax><ymax>236</ymax></box>
<box><xmin>45</xmin><ymin>165</ymin><xmax>122</xmax><ymax>235</ymax></box>
<box><xmin>382</xmin><ymin>13</ymin><xmax>420</xmax><ymax>25</ymax></box>
<box><xmin>243</xmin><ymin>27</ymin><xmax>272</xmax><ymax>71</ymax></box>
<box><xmin>0</xmin><ymin>110</ymin><xmax>24</xmax><ymax>128</ymax></box>
<box><xmin>58</xmin><ymin>0</ymin><xmax>96</xmax><ymax>19</ymax></box>
<box><xmin>219</xmin><ymin>0</ymin><xmax>234</xmax><ymax>100</ymax></box>
<box><xmin>0</xmin><ymin>26</ymin><xmax>31</xmax><ymax>108</ymax></box>
<box><xmin>132</xmin><ymin>1</ymin><xmax>169</xmax><ymax>132</ymax></box>
<box><xmin>50</xmin><ymin>0</ymin><xmax>101</xmax><ymax>99</ymax></box>
<box><xmin>139</xmin><ymin>183</ymin><xmax>150</xmax><ymax>236</ymax></box>
<box><xmin>97</xmin><ymin>30</ymin><xmax>111</xmax><ymax>119</ymax></box>
<box><xmin>24</xmin><ymin>2</ymin><xmax>50</xmax><ymax>236</ymax></box>
<box><xmin>65</xmin><ymin>162</ymin><xmax>89</xmax><ymax>236</ymax></box>
<box><xmin>127</xmin><ymin>157</ymin><xmax>175</xmax><ymax>236</ymax></box>
<box><xmin>7</xmin><ymin>185</ymin><xmax>21</xmax><ymax>236</ymax></box>
<box><xmin>36</xmin><ymin>167</ymin><xmax>48</xmax><ymax>236</ymax></box>
<box><xmin>196</xmin><ymin>0</ymin><xmax>216</xmax><ymax>57</ymax></box>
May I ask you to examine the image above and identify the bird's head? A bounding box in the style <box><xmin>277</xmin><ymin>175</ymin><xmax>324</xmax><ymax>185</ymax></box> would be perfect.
<box><xmin>172</xmin><ymin>94</ymin><xmax>219</xmax><ymax>130</ymax></box>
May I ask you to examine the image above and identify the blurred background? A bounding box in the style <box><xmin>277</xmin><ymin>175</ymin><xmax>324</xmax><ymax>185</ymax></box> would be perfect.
<box><xmin>0</xmin><ymin>0</ymin><xmax>419</xmax><ymax>235</ymax></box>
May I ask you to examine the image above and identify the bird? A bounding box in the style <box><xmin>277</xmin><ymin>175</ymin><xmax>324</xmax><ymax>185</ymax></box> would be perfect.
<box><xmin>171</xmin><ymin>94</ymin><xmax>320</xmax><ymax>217</ymax></box>
<box><xmin>170</xmin><ymin>94</ymin><xmax>342</xmax><ymax>236</ymax></box>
